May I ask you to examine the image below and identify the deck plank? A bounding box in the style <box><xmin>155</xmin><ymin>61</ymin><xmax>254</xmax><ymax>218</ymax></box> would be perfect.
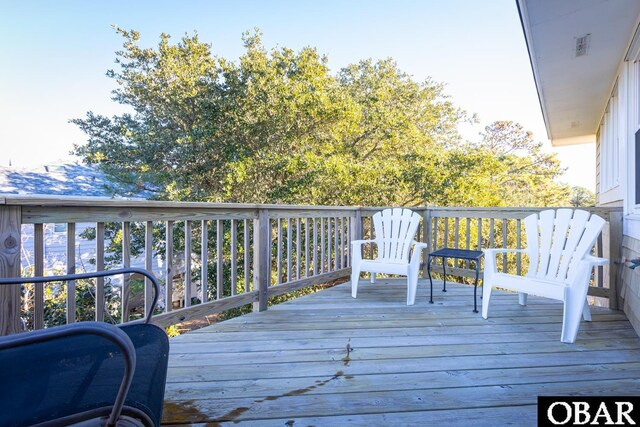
<box><xmin>163</xmin><ymin>279</ymin><xmax>640</xmax><ymax>426</ymax></box>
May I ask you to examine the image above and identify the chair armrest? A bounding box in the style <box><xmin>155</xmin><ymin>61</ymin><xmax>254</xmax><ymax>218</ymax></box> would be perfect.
<box><xmin>583</xmin><ymin>255</ymin><xmax>609</xmax><ymax>266</ymax></box>
<box><xmin>483</xmin><ymin>248</ymin><xmax>527</xmax><ymax>276</ymax></box>
<box><xmin>411</xmin><ymin>241</ymin><xmax>428</xmax><ymax>249</ymax></box>
<box><xmin>0</xmin><ymin>322</ymin><xmax>136</xmax><ymax>426</ymax></box>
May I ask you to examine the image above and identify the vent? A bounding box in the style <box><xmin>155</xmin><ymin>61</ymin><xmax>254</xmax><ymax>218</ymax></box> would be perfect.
<box><xmin>575</xmin><ymin>34</ymin><xmax>591</xmax><ymax>57</ymax></box>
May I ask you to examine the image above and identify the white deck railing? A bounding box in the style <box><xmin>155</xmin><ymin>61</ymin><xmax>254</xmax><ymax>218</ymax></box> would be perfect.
<box><xmin>0</xmin><ymin>196</ymin><xmax>623</xmax><ymax>335</ymax></box>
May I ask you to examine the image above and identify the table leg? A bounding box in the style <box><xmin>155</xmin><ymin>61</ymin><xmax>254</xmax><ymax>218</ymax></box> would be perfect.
<box><xmin>442</xmin><ymin>256</ymin><xmax>447</xmax><ymax>292</ymax></box>
<box><xmin>427</xmin><ymin>255</ymin><xmax>434</xmax><ymax>304</ymax></box>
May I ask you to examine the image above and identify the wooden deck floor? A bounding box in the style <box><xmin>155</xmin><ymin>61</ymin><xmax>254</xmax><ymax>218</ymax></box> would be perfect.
<box><xmin>162</xmin><ymin>279</ymin><xmax>640</xmax><ymax>426</ymax></box>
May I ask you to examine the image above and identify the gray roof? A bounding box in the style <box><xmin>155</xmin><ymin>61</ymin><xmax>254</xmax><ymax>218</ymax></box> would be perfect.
<box><xmin>0</xmin><ymin>162</ymin><xmax>120</xmax><ymax>197</ymax></box>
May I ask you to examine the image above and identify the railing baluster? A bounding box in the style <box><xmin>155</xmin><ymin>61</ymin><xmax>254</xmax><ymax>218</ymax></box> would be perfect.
<box><xmin>465</xmin><ymin>217</ymin><xmax>471</xmax><ymax>270</ymax></box>
<box><xmin>313</xmin><ymin>218</ymin><xmax>318</xmax><ymax>276</ymax></box>
<box><xmin>502</xmin><ymin>219</ymin><xmax>508</xmax><ymax>271</ymax></box>
<box><xmin>277</xmin><ymin>218</ymin><xmax>282</xmax><ymax>284</ymax></box>
<box><xmin>296</xmin><ymin>218</ymin><xmax>301</xmax><ymax>280</ymax></box>
<box><xmin>321</xmin><ymin>217</ymin><xmax>325</xmax><ymax>274</ymax></box>
<box><xmin>443</xmin><ymin>217</ymin><xmax>449</xmax><ymax>249</ymax></box>
<box><xmin>201</xmin><ymin>220</ymin><xmax>208</xmax><ymax>303</ymax></box>
<box><xmin>231</xmin><ymin>219</ymin><xmax>237</xmax><ymax>296</ymax></box>
<box><xmin>66</xmin><ymin>222</ymin><xmax>76</xmax><ymax>324</ymax></box>
<box><xmin>244</xmin><ymin>219</ymin><xmax>250</xmax><ymax>293</ymax></box>
<box><xmin>328</xmin><ymin>217</ymin><xmax>333</xmax><ymax>272</ymax></box>
<box><xmin>121</xmin><ymin>222</ymin><xmax>130</xmax><ymax>322</ymax></box>
<box><xmin>453</xmin><ymin>217</ymin><xmax>464</xmax><ymax>267</ymax></box>
<box><xmin>433</xmin><ymin>217</ymin><xmax>439</xmax><ymax>250</ymax></box>
<box><xmin>145</xmin><ymin>220</ymin><xmax>153</xmax><ymax>315</ymax></box>
<box><xmin>333</xmin><ymin>217</ymin><xmax>342</xmax><ymax>270</ymax></box>
<box><xmin>346</xmin><ymin>216</ymin><xmax>351</xmax><ymax>267</ymax></box>
<box><xmin>305</xmin><ymin>218</ymin><xmax>310</xmax><ymax>277</ymax></box>
<box><xmin>165</xmin><ymin>221</ymin><xmax>174</xmax><ymax>312</ymax></box>
<box><xmin>516</xmin><ymin>218</ymin><xmax>522</xmax><ymax>276</ymax></box>
<box><xmin>287</xmin><ymin>218</ymin><xmax>292</xmax><ymax>282</ymax></box>
<box><xmin>33</xmin><ymin>223</ymin><xmax>44</xmax><ymax>329</ymax></box>
<box><xmin>184</xmin><ymin>220</ymin><xmax>192</xmax><ymax>308</ymax></box>
<box><xmin>96</xmin><ymin>222</ymin><xmax>105</xmax><ymax>322</ymax></box>
<box><xmin>454</xmin><ymin>218</ymin><xmax>460</xmax><ymax>249</ymax></box>
<box><xmin>489</xmin><ymin>218</ymin><xmax>495</xmax><ymax>248</ymax></box>
<box><xmin>216</xmin><ymin>219</ymin><xmax>223</xmax><ymax>299</ymax></box>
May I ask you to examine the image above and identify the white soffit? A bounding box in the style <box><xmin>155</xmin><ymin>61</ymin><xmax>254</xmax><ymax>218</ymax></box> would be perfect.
<box><xmin>518</xmin><ymin>0</ymin><xmax>640</xmax><ymax>146</ymax></box>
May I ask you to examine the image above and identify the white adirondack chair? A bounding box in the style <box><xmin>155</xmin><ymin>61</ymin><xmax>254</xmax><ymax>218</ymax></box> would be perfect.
<box><xmin>482</xmin><ymin>209</ymin><xmax>608</xmax><ymax>343</ymax></box>
<box><xmin>351</xmin><ymin>208</ymin><xmax>427</xmax><ymax>305</ymax></box>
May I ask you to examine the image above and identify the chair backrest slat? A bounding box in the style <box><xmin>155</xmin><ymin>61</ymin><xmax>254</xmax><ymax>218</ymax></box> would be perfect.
<box><xmin>391</xmin><ymin>208</ymin><xmax>403</xmax><ymax>260</ymax></box>
<box><xmin>524</xmin><ymin>213</ymin><xmax>539</xmax><ymax>277</ymax></box>
<box><xmin>566</xmin><ymin>214</ymin><xmax>606</xmax><ymax>279</ymax></box>
<box><xmin>535</xmin><ymin>210</ymin><xmax>556</xmax><ymax>279</ymax></box>
<box><xmin>524</xmin><ymin>209</ymin><xmax>605</xmax><ymax>282</ymax></box>
<box><xmin>373</xmin><ymin>208</ymin><xmax>420</xmax><ymax>263</ymax></box>
<box><xmin>546</xmin><ymin>208</ymin><xmax>573</xmax><ymax>279</ymax></box>
<box><xmin>398</xmin><ymin>209</ymin><xmax>415</xmax><ymax>260</ymax></box>
<box><xmin>555</xmin><ymin>210</ymin><xmax>590</xmax><ymax>280</ymax></box>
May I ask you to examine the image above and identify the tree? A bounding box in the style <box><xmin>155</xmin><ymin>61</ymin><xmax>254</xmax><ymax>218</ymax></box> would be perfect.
<box><xmin>463</xmin><ymin>121</ymin><xmax>571</xmax><ymax>206</ymax></box>
<box><xmin>73</xmin><ymin>30</ymin><xmax>571</xmax><ymax>210</ymax></box>
<box><xmin>569</xmin><ymin>186</ymin><xmax>596</xmax><ymax>207</ymax></box>
<box><xmin>72</xmin><ymin>28</ymin><xmax>466</xmax><ymax>206</ymax></box>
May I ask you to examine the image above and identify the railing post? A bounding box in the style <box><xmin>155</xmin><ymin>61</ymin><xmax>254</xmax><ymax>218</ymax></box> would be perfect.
<box><xmin>253</xmin><ymin>208</ymin><xmax>270</xmax><ymax>312</ymax></box>
<box><xmin>0</xmin><ymin>205</ymin><xmax>22</xmax><ymax>335</ymax></box>
<box><xmin>608</xmin><ymin>210</ymin><xmax>623</xmax><ymax>310</ymax></box>
<box><xmin>422</xmin><ymin>208</ymin><xmax>432</xmax><ymax>278</ymax></box>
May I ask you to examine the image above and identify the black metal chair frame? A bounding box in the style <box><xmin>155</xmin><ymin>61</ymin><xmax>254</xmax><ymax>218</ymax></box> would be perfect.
<box><xmin>0</xmin><ymin>268</ymin><xmax>162</xmax><ymax>427</ymax></box>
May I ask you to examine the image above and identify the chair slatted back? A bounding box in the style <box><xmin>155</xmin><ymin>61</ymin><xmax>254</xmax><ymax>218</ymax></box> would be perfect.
<box><xmin>524</xmin><ymin>209</ymin><xmax>605</xmax><ymax>282</ymax></box>
<box><xmin>373</xmin><ymin>208</ymin><xmax>421</xmax><ymax>262</ymax></box>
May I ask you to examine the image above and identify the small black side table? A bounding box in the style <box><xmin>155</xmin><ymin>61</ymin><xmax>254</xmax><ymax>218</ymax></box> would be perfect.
<box><xmin>427</xmin><ymin>248</ymin><xmax>484</xmax><ymax>313</ymax></box>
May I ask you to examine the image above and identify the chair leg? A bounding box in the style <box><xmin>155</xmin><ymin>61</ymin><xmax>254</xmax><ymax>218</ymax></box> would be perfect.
<box><xmin>370</xmin><ymin>273</ymin><xmax>376</xmax><ymax>283</ymax></box>
<box><xmin>481</xmin><ymin>282</ymin><xmax>492</xmax><ymax>319</ymax></box>
<box><xmin>561</xmin><ymin>288</ymin><xmax>586</xmax><ymax>344</ymax></box>
<box><xmin>351</xmin><ymin>267</ymin><xmax>361</xmax><ymax>299</ymax></box>
<box><xmin>406</xmin><ymin>272</ymin><xmax>418</xmax><ymax>306</ymax></box>
<box><xmin>518</xmin><ymin>292</ymin><xmax>528</xmax><ymax>306</ymax></box>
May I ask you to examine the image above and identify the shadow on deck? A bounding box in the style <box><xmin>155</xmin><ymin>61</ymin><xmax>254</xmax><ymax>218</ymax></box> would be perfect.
<box><xmin>162</xmin><ymin>279</ymin><xmax>640</xmax><ymax>426</ymax></box>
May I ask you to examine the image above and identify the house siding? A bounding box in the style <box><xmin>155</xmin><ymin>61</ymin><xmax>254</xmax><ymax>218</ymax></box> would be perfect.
<box><xmin>594</xmin><ymin>27</ymin><xmax>640</xmax><ymax>338</ymax></box>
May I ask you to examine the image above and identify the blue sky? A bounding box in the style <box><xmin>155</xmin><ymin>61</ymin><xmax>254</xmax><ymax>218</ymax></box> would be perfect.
<box><xmin>0</xmin><ymin>0</ymin><xmax>595</xmax><ymax>189</ymax></box>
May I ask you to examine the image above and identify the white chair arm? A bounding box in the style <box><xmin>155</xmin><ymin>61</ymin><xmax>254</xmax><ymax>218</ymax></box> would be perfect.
<box><xmin>410</xmin><ymin>242</ymin><xmax>427</xmax><ymax>267</ymax></box>
<box><xmin>482</xmin><ymin>248</ymin><xmax>527</xmax><ymax>276</ymax></box>
<box><xmin>411</xmin><ymin>241</ymin><xmax>428</xmax><ymax>249</ymax></box>
<box><xmin>583</xmin><ymin>255</ymin><xmax>608</xmax><ymax>266</ymax></box>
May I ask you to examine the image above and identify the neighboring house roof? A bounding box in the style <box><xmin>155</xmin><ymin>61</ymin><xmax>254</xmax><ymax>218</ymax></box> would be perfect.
<box><xmin>517</xmin><ymin>0</ymin><xmax>640</xmax><ymax>146</ymax></box>
<box><xmin>0</xmin><ymin>162</ymin><xmax>125</xmax><ymax>197</ymax></box>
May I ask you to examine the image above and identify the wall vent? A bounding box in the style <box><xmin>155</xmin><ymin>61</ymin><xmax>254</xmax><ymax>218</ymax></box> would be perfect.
<box><xmin>575</xmin><ymin>34</ymin><xmax>591</xmax><ymax>57</ymax></box>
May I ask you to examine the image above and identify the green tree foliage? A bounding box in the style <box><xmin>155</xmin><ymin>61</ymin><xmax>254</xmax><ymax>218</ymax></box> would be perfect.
<box><xmin>73</xmin><ymin>28</ymin><xmax>571</xmax><ymax>209</ymax></box>
<box><xmin>570</xmin><ymin>186</ymin><xmax>596</xmax><ymax>207</ymax></box>
<box><xmin>457</xmin><ymin>121</ymin><xmax>571</xmax><ymax>206</ymax></box>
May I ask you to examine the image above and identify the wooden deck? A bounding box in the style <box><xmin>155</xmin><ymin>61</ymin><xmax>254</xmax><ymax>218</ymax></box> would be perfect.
<box><xmin>162</xmin><ymin>279</ymin><xmax>640</xmax><ymax>426</ymax></box>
